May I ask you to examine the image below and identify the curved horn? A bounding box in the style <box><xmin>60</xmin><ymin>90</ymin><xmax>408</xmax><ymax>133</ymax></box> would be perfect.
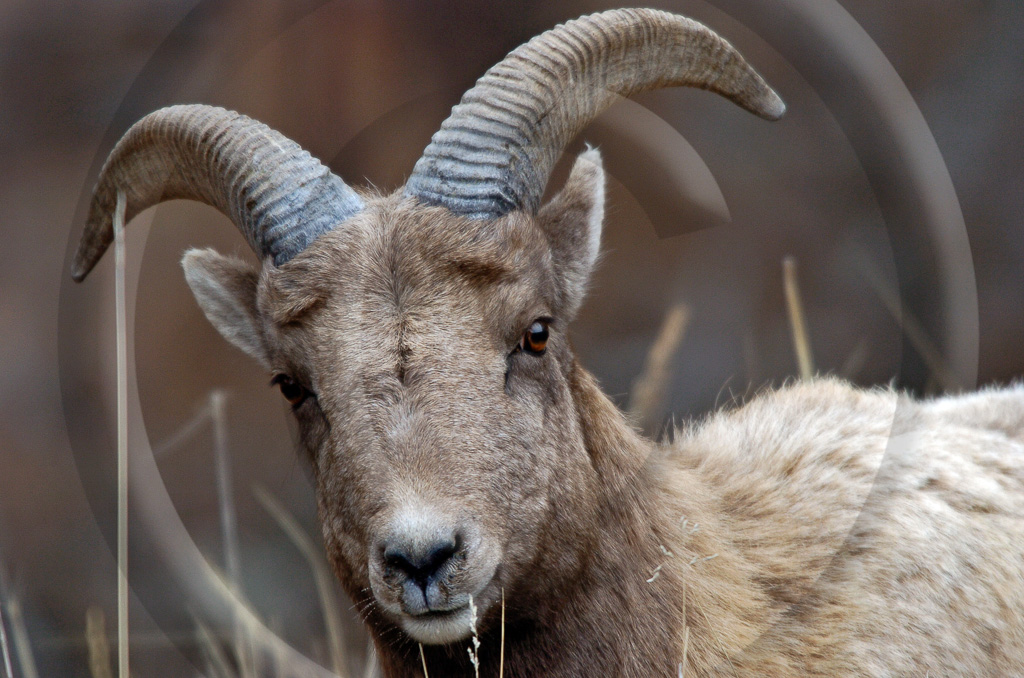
<box><xmin>404</xmin><ymin>8</ymin><xmax>785</xmax><ymax>219</ymax></box>
<box><xmin>72</xmin><ymin>104</ymin><xmax>363</xmax><ymax>281</ymax></box>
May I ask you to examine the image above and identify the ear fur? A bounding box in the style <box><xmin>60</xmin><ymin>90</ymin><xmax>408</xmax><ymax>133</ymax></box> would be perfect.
<box><xmin>536</xmin><ymin>147</ymin><xmax>605</xmax><ymax>319</ymax></box>
<box><xmin>182</xmin><ymin>248</ymin><xmax>269</xmax><ymax>368</ymax></box>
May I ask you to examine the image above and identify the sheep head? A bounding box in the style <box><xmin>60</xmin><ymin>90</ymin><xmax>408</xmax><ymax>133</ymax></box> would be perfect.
<box><xmin>73</xmin><ymin>9</ymin><xmax>783</xmax><ymax>648</ymax></box>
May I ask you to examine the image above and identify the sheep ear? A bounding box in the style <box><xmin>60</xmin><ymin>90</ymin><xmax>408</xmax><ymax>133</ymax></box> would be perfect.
<box><xmin>182</xmin><ymin>248</ymin><xmax>269</xmax><ymax>368</ymax></box>
<box><xmin>536</xmin><ymin>147</ymin><xmax>605</xmax><ymax>320</ymax></box>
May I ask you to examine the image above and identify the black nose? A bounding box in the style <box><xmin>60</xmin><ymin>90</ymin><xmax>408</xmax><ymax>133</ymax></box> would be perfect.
<box><xmin>384</xmin><ymin>535</ymin><xmax>460</xmax><ymax>589</ymax></box>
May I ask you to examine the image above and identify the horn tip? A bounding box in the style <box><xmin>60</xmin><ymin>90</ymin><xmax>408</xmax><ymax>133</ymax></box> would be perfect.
<box><xmin>760</xmin><ymin>91</ymin><xmax>787</xmax><ymax>121</ymax></box>
<box><xmin>71</xmin><ymin>247</ymin><xmax>100</xmax><ymax>282</ymax></box>
<box><xmin>71</xmin><ymin>260</ymin><xmax>90</xmax><ymax>283</ymax></box>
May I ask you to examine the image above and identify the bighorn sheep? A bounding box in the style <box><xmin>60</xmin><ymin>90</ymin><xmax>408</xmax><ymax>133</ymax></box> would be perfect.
<box><xmin>73</xmin><ymin>8</ymin><xmax>1024</xmax><ymax>677</ymax></box>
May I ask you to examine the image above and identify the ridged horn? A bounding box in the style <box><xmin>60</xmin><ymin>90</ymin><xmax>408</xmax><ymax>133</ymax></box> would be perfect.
<box><xmin>404</xmin><ymin>8</ymin><xmax>785</xmax><ymax>219</ymax></box>
<box><xmin>72</xmin><ymin>104</ymin><xmax>363</xmax><ymax>282</ymax></box>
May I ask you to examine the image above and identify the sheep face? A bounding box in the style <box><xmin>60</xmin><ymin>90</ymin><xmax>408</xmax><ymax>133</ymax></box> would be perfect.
<box><xmin>182</xmin><ymin>151</ymin><xmax>606</xmax><ymax>644</ymax></box>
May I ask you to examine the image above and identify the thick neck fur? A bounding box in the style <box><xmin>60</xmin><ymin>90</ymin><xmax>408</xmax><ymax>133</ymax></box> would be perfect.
<box><xmin>371</xmin><ymin>360</ymin><xmax>777</xmax><ymax>677</ymax></box>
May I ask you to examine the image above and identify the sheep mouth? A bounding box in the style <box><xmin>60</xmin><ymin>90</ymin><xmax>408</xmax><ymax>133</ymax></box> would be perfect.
<box><xmin>412</xmin><ymin>606</ymin><xmax>464</xmax><ymax>621</ymax></box>
<box><xmin>399</xmin><ymin>603</ymin><xmax>476</xmax><ymax>644</ymax></box>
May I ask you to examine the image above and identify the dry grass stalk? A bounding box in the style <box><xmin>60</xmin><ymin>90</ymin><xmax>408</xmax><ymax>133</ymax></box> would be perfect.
<box><xmin>467</xmin><ymin>596</ymin><xmax>480</xmax><ymax>678</ymax></box>
<box><xmin>679</xmin><ymin>626</ymin><xmax>690</xmax><ymax>678</ymax></box>
<box><xmin>628</xmin><ymin>303</ymin><xmax>690</xmax><ymax>432</ymax></box>
<box><xmin>212</xmin><ymin>391</ymin><xmax>239</xmax><ymax>585</ymax></box>
<box><xmin>195</xmin><ymin>618</ymin><xmax>234</xmax><ymax>678</ymax></box>
<box><xmin>782</xmin><ymin>256</ymin><xmax>815</xmax><ymax>381</ymax></box>
<box><xmin>152</xmin><ymin>398</ymin><xmax>212</xmax><ymax>457</ymax></box>
<box><xmin>189</xmin><ymin>561</ymin><xmax>341</xmax><ymax>678</ymax></box>
<box><xmin>361</xmin><ymin>636</ymin><xmax>379</xmax><ymax>678</ymax></box>
<box><xmin>238</xmin><ymin>609</ymin><xmax>261</xmax><ymax>678</ymax></box>
<box><xmin>253</xmin><ymin>486</ymin><xmax>348</xmax><ymax>678</ymax></box>
<box><xmin>499</xmin><ymin>589</ymin><xmax>505</xmax><ymax>678</ymax></box>
<box><xmin>210</xmin><ymin>391</ymin><xmax>253</xmax><ymax>678</ymax></box>
<box><xmin>86</xmin><ymin>607</ymin><xmax>113</xmax><ymax>678</ymax></box>
<box><xmin>113</xmin><ymin>188</ymin><xmax>129</xmax><ymax>678</ymax></box>
<box><xmin>419</xmin><ymin>643</ymin><xmax>429</xmax><ymax>678</ymax></box>
<box><xmin>0</xmin><ymin>583</ymin><xmax>13</xmax><ymax>678</ymax></box>
<box><xmin>856</xmin><ymin>254</ymin><xmax>960</xmax><ymax>391</ymax></box>
<box><xmin>266</xmin><ymin>616</ymin><xmax>288</xmax><ymax>678</ymax></box>
<box><xmin>0</xmin><ymin>622</ymin><xmax>10</xmax><ymax>678</ymax></box>
<box><xmin>692</xmin><ymin>596</ymin><xmax>737</xmax><ymax>677</ymax></box>
<box><xmin>5</xmin><ymin>595</ymin><xmax>37</xmax><ymax>678</ymax></box>
<box><xmin>839</xmin><ymin>338</ymin><xmax>869</xmax><ymax>380</ymax></box>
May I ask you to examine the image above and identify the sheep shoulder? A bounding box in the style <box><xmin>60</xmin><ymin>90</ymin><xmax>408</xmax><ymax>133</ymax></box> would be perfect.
<box><xmin>656</xmin><ymin>378</ymin><xmax>1024</xmax><ymax>674</ymax></box>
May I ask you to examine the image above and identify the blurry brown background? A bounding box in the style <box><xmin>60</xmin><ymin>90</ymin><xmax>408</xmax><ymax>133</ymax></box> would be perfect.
<box><xmin>2</xmin><ymin>0</ymin><xmax>1022</xmax><ymax>676</ymax></box>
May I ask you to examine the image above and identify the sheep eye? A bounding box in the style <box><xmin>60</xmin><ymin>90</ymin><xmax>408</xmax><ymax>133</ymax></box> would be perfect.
<box><xmin>519</xmin><ymin>319</ymin><xmax>550</xmax><ymax>355</ymax></box>
<box><xmin>271</xmin><ymin>374</ymin><xmax>309</xmax><ymax>407</ymax></box>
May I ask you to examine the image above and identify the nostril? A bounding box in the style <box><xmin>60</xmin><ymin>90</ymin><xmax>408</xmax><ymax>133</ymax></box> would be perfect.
<box><xmin>383</xmin><ymin>549</ymin><xmax>415</xmax><ymax>575</ymax></box>
<box><xmin>383</xmin><ymin>537</ymin><xmax>460</xmax><ymax>587</ymax></box>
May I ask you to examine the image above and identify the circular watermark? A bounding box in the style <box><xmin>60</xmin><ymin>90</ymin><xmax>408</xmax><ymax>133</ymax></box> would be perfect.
<box><xmin>58</xmin><ymin>0</ymin><xmax>979</xmax><ymax>674</ymax></box>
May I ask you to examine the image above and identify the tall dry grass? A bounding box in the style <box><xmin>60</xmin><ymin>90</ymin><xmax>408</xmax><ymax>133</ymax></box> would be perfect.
<box><xmin>0</xmin><ymin>555</ymin><xmax>20</xmax><ymax>678</ymax></box>
<box><xmin>782</xmin><ymin>256</ymin><xmax>815</xmax><ymax>381</ymax></box>
<box><xmin>628</xmin><ymin>303</ymin><xmax>690</xmax><ymax>434</ymax></box>
<box><xmin>113</xmin><ymin>189</ymin><xmax>129</xmax><ymax>678</ymax></box>
<box><xmin>86</xmin><ymin>607</ymin><xmax>113</xmax><ymax>678</ymax></box>
<box><xmin>253</xmin><ymin>486</ymin><xmax>348</xmax><ymax>677</ymax></box>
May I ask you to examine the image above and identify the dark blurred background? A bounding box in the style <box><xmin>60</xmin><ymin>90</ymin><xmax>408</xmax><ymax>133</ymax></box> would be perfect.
<box><xmin>1</xmin><ymin>0</ymin><xmax>1022</xmax><ymax>676</ymax></box>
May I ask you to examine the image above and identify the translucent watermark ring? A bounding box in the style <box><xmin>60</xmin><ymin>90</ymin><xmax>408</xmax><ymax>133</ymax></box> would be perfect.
<box><xmin>58</xmin><ymin>0</ymin><xmax>976</xmax><ymax>673</ymax></box>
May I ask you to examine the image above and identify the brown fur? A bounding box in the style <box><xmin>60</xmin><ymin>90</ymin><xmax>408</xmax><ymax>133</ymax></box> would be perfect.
<box><xmin>183</xmin><ymin>150</ymin><xmax>1024</xmax><ymax>676</ymax></box>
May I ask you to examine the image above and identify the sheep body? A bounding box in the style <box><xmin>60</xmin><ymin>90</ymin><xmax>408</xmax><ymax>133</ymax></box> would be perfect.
<box><xmin>644</xmin><ymin>378</ymin><xmax>1024</xmax><ymax>675</ymax></box>
<box><xmin>444</xmin><ymin>374</ymin><xmax>1024</xmax><ymax>675</ymax></box>
<box><xmin>399</xmin><ymin>370</ymin><xmax>1024</xmax><ymax>677</ymax></box>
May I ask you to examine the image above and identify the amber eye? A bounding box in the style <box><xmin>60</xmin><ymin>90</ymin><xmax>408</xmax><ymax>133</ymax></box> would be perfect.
<box><xmin>519</xmin><ymin>319</ymin><xmax>550</xmax><ymax>355</ymax></box>
<box><xmin>271</xmin><ymin>374</ymin><xmax>309</xmax><ymax>407</ymax></box>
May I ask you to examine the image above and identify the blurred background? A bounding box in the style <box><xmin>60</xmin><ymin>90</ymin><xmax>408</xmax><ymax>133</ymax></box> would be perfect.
<box><xmin>1</xmin><ymin>0</ymin><xmax>1022</xmax><ymax>675</ymax></box>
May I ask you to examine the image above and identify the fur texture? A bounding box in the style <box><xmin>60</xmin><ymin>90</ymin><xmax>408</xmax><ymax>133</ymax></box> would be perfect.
<box><xmin>183</xmin><ymin>149</ymin><xmax>1024</xmax><ymax>676</ymax></box>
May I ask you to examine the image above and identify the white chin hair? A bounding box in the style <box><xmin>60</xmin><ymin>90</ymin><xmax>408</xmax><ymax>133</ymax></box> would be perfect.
<box><xmin>401</xmin><ymin>607</ymin><xmax>474</xmax><ymax>644</ymax></box>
